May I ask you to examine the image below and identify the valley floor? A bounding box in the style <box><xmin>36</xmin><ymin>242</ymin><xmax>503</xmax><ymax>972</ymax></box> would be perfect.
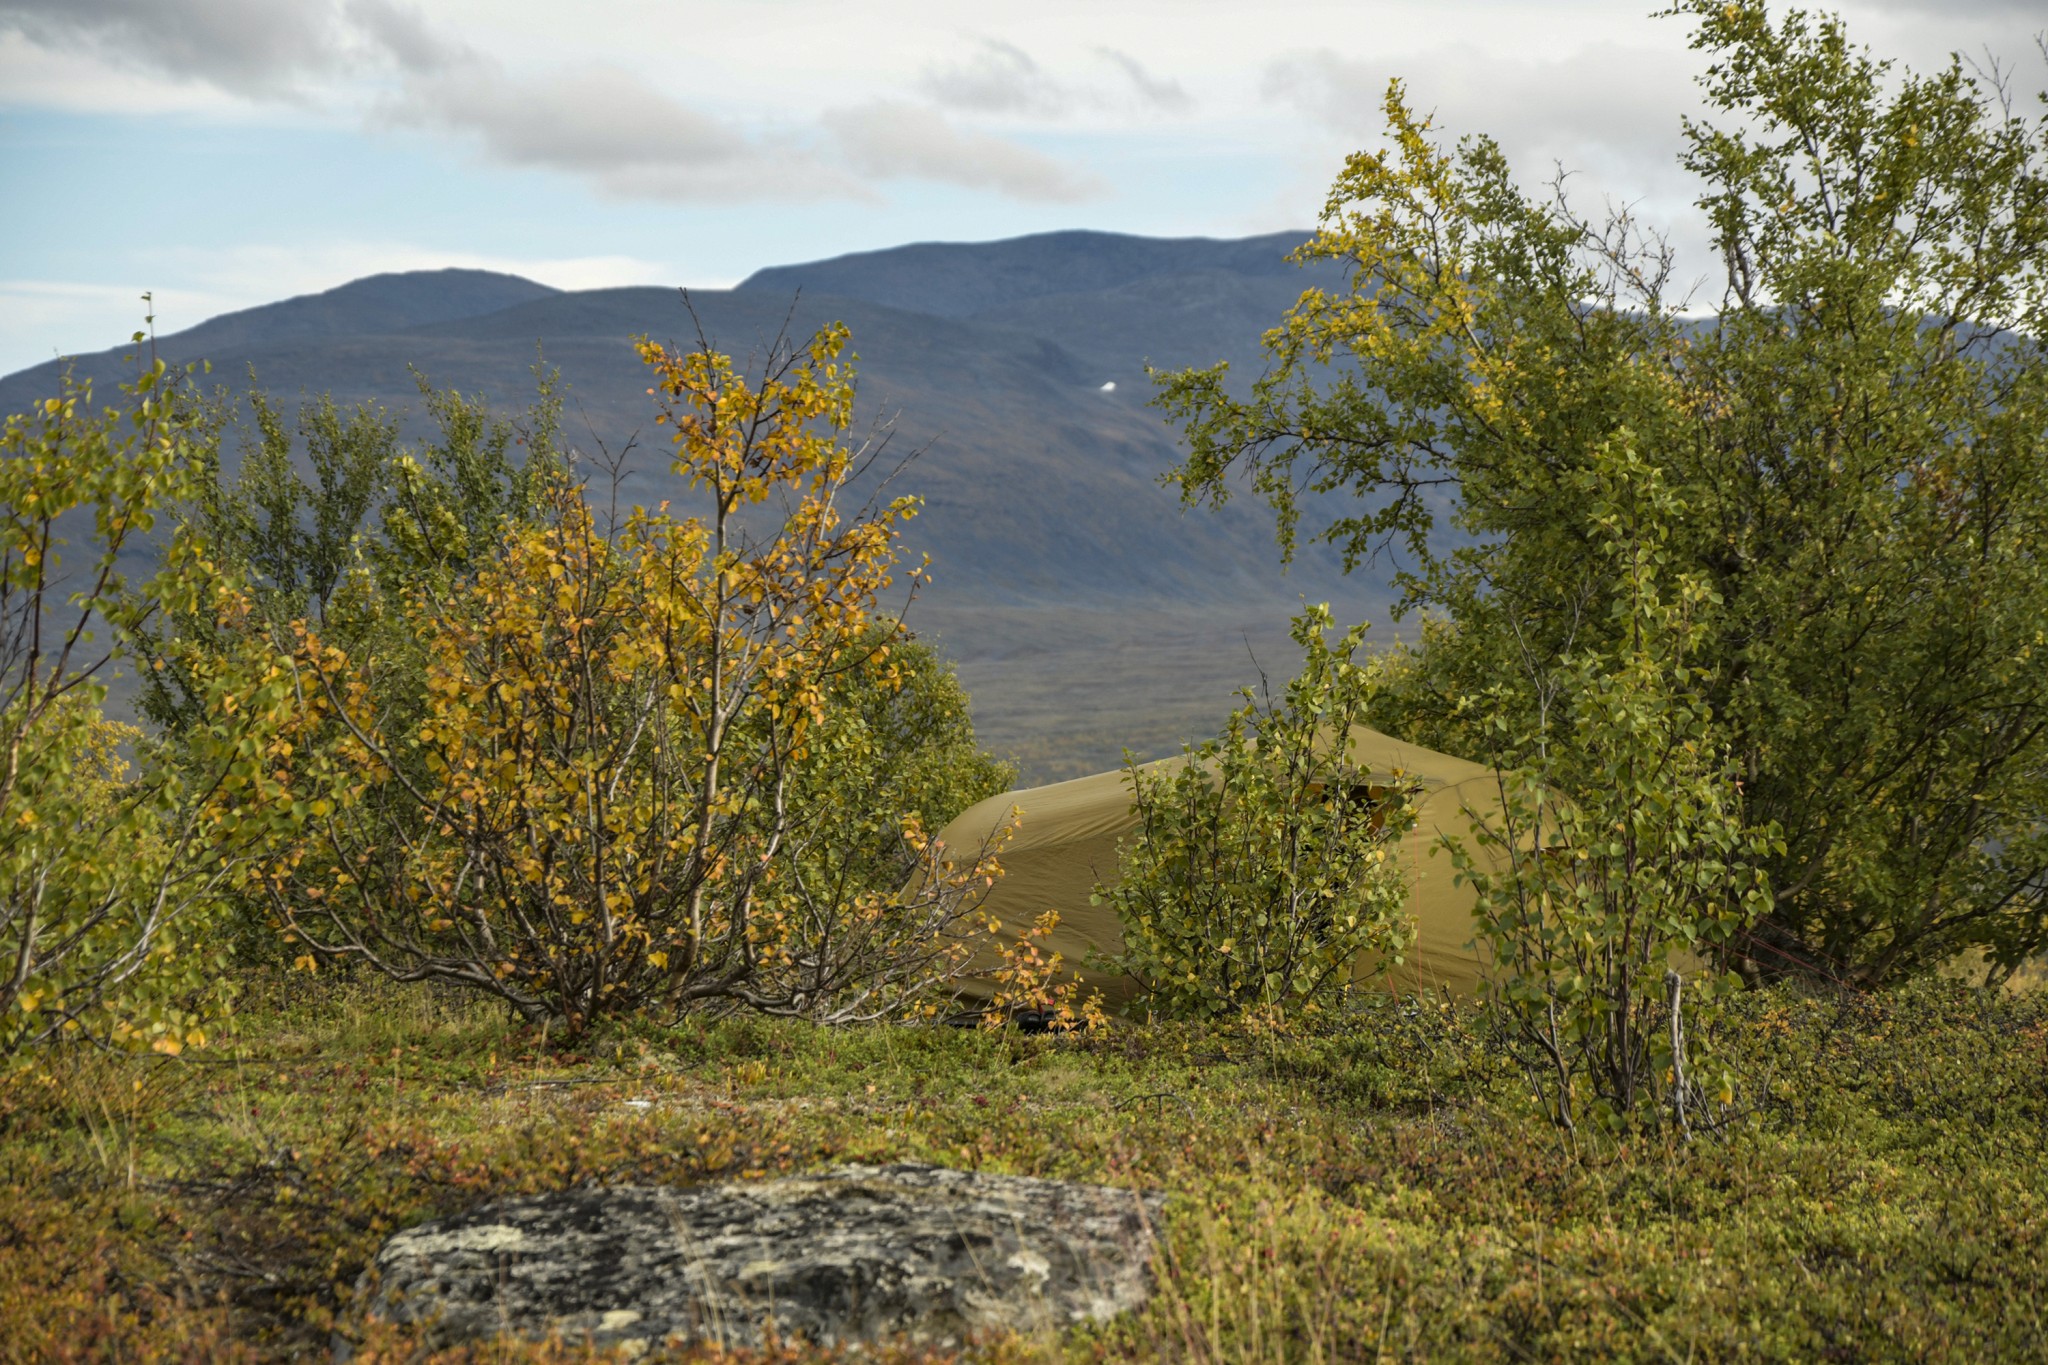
<box><xmin>923</xmin><ymin>600</ymin><xmax>1397</xmax><ymax>786</ymax></box>
<box><xmin>3</xmin><ymin>976</ymin><xmax>2044</xmax><ymax>1362</ymax></box>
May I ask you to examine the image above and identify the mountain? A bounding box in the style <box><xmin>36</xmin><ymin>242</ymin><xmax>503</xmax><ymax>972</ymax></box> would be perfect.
<box><xmin>82</xmin><ymin>270</ymin><xmax>561</xmax><ymax>373</ymax></box>
<box><xmin>736</xmin><ymin>229</ymin><xmax>1316</xmax><ymax>319</ymax></box>
<box><xmin>1</xmin><ymin>233</ymin><xmax>1395</xmax><ymax>782</ymax></box>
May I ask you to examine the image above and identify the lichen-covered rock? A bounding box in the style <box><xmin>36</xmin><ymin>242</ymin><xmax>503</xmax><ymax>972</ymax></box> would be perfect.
<box><xmin>358</xmin><ymin>1163</ymin><xmax>1164</xmax><ymax>1353</ymax></box>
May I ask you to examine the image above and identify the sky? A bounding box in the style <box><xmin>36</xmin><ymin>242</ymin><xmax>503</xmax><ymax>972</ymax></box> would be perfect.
<box><xmin>2</xmin><ymin>0</ymin><xmax>2043</xmax><ymax>376</ymax></box>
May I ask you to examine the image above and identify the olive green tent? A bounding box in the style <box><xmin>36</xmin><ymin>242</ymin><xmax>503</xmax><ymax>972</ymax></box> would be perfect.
<box><xmin>934</xmin><ymin>725</ymin><xmax>1513</xmax><ymax>1005</ymax></box>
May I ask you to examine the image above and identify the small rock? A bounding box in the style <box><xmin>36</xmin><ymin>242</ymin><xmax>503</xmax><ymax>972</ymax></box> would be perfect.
<box><xmin>356</xmin><ymin>1162</ymin><xmax>1164</xmax><ymax>1353</ymax></box>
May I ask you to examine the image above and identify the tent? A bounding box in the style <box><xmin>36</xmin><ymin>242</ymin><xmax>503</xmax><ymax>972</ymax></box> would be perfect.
<box><xmin>933</xmin><ymin>725</ymin><xmax>1513</xmax><ymax>1005</ymax></box>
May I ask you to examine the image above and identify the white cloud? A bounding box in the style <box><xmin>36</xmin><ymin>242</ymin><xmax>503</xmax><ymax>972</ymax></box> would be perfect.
<box><xmin>916</xmin><ymin>37</ymin><xmax>1196</xmax><ymax>120</ymax></box>
<box><xmin>0</xmin><ymin>0</ymin><xmax>1104</xmax><ymax>205</ymax></box>
<box><xmin>919</xmin><ymin>38</ymin><xmax>1070</xmax><ymax>117</ymax></box>
<box><xmin>345</xmin><ymin>0</ymin><xmax>463</xmax><ymax>75</ymax></box>
<box><xmin>1096</xmin><ymin>47</ymin><xmax>1193</xmax><ymax>114</ymax></box>
<box><xmin>0</xmin><ymin>29</ymin><xmax>249</xmax><ymax>112</ymax></box>
<box><xmin>826</xmin><ymin>101</ymin><xmax>1104</xmax><ymax>202</ymax></box>
<box><xmin>1848</xmin><ymin>0</ymin><xmax>2044</xmax><ymax>16</ymax></box>
<box><xmin>0</xmin><ymin>0</ymin><xmax>359</xmax><ymax>98</ymax></box>
<box><xmin>1263</xmin><ymin>42</ymin><xmax>1704</xmax><ymax>183</ymax></box>
<box><xmin>374</xmin><ymin>58</ymin><xmax>863</xmax><ymax>203</ymax></box>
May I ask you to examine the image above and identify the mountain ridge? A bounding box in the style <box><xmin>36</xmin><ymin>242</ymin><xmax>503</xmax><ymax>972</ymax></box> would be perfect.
<box><xmin>735</xmin><ymin>228</ymin><xmax>1315</xmax><ymax>320</ymax></box>
<box><xmin>2</xmin><ymin>232</ymin><xmax>1385</xmax><ymax>782</ymax></box>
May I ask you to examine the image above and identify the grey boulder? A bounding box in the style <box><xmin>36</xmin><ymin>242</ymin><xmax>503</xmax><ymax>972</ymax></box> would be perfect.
<box><xmin>358</xmin><ymin>1162</ymin><xmax>1165</xmax><ymax>1352</ymax></box>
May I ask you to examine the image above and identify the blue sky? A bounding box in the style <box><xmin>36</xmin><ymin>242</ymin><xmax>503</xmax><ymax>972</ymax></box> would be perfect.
<box><xmin>2</xmin><ymin>0</ymin><xmax>2041</xmax><ymax>375</ymax></box>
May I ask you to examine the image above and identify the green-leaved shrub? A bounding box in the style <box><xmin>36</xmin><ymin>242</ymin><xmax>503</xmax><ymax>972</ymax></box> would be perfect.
<box><xmin>1452</xmin><ymin>442</ymin><xmax>1777</xmax><ymax>1136</ymax></box>
<box><xmin>1099</xmin><ymin>604</ymin><xmax>1418</xmax><ymax>1019</ymax></box>
<box><xmin>1</xmin><ymin>364</ymin><xmax>282</xmax><ymax>1057</ymax></box>
<box><xmin>1156</xmin><ymin>1</ymin><xmax>2048</xmax><ymax>984</ymax></box>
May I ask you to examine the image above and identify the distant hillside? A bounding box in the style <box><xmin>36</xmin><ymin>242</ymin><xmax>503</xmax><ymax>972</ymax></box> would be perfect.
<box><xmin>15</xmin><ymin>271</ymin><xmax>561</xmax><ymax>391</ymax></box>
<box><xmin>736</xmin><ymin>229</ymin><xmax>1316</xmax><ymax>320</ymax></box>
<box><xmin>1</xmin><ymin>233</ymin><xmax>1396</xmax><ymax>782</ymax></box>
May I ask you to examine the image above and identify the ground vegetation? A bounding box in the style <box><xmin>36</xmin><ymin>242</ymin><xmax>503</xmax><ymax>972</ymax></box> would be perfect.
<box><xmin>0</xmin><ymin>973</ymin><xmax>2042</xmax><ymax>1360</ymax></box>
